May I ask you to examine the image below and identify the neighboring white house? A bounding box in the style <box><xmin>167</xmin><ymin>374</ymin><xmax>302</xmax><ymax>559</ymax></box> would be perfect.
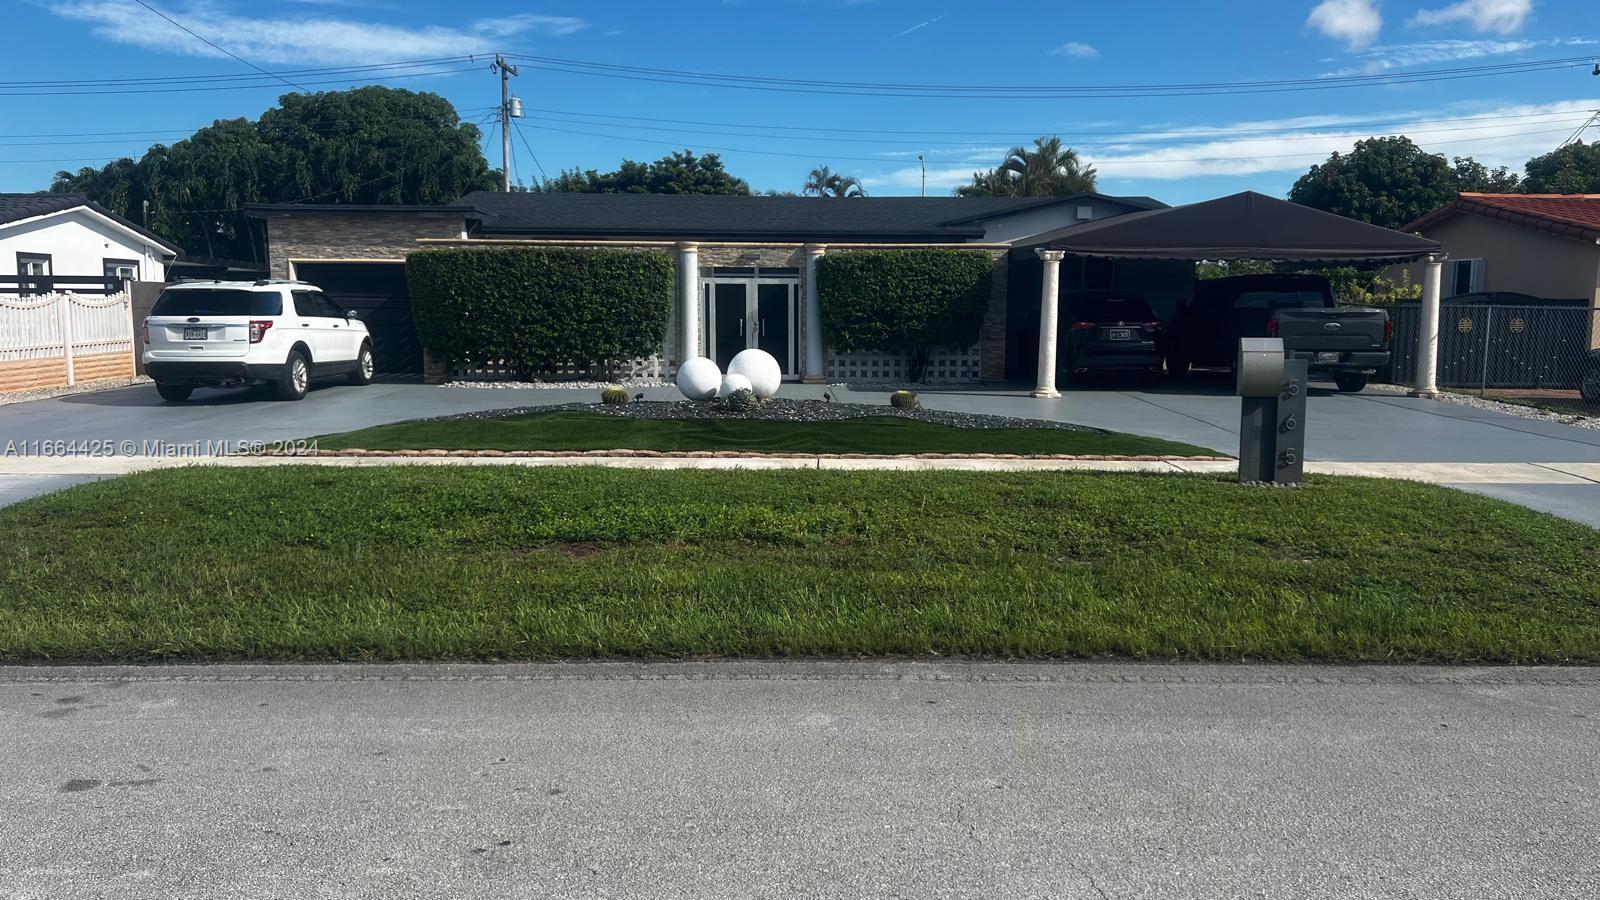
<box><xmin>0</xmin><ymin>193</ymin><xmax>180</xmax><ymax>287</ymax></box>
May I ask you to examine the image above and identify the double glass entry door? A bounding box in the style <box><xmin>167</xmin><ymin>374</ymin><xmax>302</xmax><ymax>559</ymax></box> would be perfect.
<box><xmin>703</xmin><ymin>278</ymin><xmax>799</xmax><ymax>377</ymax></box>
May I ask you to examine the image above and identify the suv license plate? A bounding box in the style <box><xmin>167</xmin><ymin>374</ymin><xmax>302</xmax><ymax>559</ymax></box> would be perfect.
<box><xmin>1107</xmin><ymin>328</ymin><xmax>1132</xmax><ymax>341</ymax></box>
<box><xmin>1316</xmin><ymin>351</ymin><xmax>1340</xmax><ymax>362</ymax></box>
<box><xmin>184</xmin><ymin>326</ymin><xmax>208</xmax><ymax>341</ymax></box>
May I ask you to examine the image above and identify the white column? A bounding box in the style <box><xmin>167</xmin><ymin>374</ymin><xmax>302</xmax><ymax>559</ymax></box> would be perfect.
<box><xmin>1410</xmin><ymin>255</ymin><xmax>1444</xmax><ymax>398</ymax></box>
<box><xmin>1033</xmin><ymin>249</ymin><xmax>1066</xmax><ymax>398</ymax></box>
<box><xmin>676</xmin><ymin>242</ymin><xmax>701</xmax><ymax>362</ymax></box>
<box><xmin>803</xmin><ymin>244</ymin><xmax>826</xmax><ymax>383</ymax></box>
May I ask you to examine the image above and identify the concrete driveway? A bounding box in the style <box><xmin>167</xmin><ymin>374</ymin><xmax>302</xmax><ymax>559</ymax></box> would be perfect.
<box><xmin>1</xmin><ymin>375</ymin><xmax>1598</xmax><ymax>523</ymax></box>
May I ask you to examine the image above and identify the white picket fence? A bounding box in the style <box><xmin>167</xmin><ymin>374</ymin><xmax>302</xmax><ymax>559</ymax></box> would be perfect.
<box><xmin>0</xmin><ymin>289</ymin><xmax>134</xmax><ymax>386</ymax></box>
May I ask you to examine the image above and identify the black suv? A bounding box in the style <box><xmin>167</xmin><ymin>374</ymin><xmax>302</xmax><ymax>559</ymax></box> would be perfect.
<box><xmin>1059</xmin><ymin>291</ymin><xmax>1165</xmax><ymax>382</ymax></box>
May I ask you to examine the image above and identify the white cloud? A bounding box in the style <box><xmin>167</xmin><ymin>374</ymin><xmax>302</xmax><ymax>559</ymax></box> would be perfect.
<box><xmin>42</xmin><ymin>1</ymin><xmax>586</xmax><ymax>65</ymax></box>
<box><xmin>1409</xmin><ymin>0</ymin><xmax>1533</xmax><ymax>34</ymax></box>
<box><xmin>1306</xmin><ymin>0</ymin><xmax>1383</xmax><ymax>50</ymax></box>
<box><xmin>1074</xmin><ymin>98</ymin><xmax>1599</xmax><ymax>180</ymax></box>
<box><xmin>1051</xmin><ymin>42</ymin><xmax>1100</xmax><ymax>59</ymax></box>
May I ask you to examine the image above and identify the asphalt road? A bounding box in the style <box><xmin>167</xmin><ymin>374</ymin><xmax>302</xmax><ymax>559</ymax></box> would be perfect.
<box><xmin>3</xmin><ymin>662</ymin><xmax>1597</xmax><ymax>899</ymax></box>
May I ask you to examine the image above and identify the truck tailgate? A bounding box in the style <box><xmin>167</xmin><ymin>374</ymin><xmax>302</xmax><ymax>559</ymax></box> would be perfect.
<box><xmin>1272</xmin><ymin>307</ymin><xmax>1388</xmax><ymax>351</ymax></box>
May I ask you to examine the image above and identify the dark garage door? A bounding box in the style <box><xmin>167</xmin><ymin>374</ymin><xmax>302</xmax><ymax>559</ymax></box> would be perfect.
<box><xmin>293</xmin><ymin>262</ymin><xmax>422</xmax><ymax>376</ymax></box>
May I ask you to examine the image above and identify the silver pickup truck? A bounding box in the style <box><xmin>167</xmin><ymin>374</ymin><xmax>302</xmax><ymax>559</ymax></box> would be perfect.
<box><xmin>1269</xmin><ymin>305</ymin><xmax>1392</xmax><ymax>393</ymax></box>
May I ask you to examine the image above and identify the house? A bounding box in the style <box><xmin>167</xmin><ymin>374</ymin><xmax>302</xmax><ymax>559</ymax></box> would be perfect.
<box><xmin>245</xmin><ymin>191</ymin><xmax>1167</xmax><ymax>381</ymax></box>
<box><xmin>0</xmin><ymin>193</ymin><xmax>180</xmax><ymax>289</ymax></box>
<box><xmin>1401</xmin><ymin>193</ymin><xmax>1600</xmax><ymax>304</ymax></box>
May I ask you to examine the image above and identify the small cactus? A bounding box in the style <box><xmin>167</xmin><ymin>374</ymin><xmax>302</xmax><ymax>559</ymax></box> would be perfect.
<box><xmin>890</xmin><ymin>390</ymin><xmax>921</xmax><ymax>410</ymax></box>
<box><xmin>726</xmin><ymin>387</ymin><xmax>762</xmax><ymax>414</ymax></box>
<box><xmin>600</xmin><ymin>384</ymin><xmax>631</xmax><ymax>405</ymax></box>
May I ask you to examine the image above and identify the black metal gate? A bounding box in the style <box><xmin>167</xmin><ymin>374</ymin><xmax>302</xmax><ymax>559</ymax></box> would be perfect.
<box><xmin>292</xmin><ymin>262</ymin><xmax>422</xmax><ymax>376</ymax></box>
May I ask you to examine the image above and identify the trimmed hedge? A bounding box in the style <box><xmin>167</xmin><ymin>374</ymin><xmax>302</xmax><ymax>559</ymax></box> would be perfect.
<box><xmin>406</xmin><ymin>248</ymin><xmax>674</xmax><ymax>377</ymax></box>
<box><xmin>816</xmin><ymin>249</ymin><xmax>994</xmax><ymax>381</ymax></box>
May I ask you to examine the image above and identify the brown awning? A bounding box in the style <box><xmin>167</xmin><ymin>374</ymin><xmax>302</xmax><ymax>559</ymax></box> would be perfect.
<box><xmin>1033</xmin><ymin>191</ymin><xmax>1442</xmax><ymax>263</ymax></box>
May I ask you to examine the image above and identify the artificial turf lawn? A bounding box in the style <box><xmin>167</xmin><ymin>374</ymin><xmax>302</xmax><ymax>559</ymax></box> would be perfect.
<box><xmin>313</xmin><ymin>410</ymin><xmax>1219</xmax><ymax>457</ymax></box>
<box><xmin>2</xmin><ymin>467</ymin><xmax>1597</xmax><ymax>663</ymax></box>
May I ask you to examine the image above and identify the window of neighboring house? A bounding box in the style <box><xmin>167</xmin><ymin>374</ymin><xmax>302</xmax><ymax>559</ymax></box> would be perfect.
<box><xmin>1449</xmin><ymin>258</ymin><xmax>1485</xmax><ymax>297</ymax></box>
<box><xmin>16</xmin><ymin>253</ymin><xmax>52</xmax><ymax>295</ymax></box>
<box><xmin>103</xmin><ymin>258</ymin><xmax>139</xmax><ymax>289</ymax></box>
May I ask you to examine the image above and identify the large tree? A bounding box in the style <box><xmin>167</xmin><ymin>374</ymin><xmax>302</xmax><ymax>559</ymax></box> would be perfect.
<box><xmin>1522</xmin><ymin>142</ymin><xmax>1600</xmax><ymax>193</ymax></box>
<box><xmin>956</xmin><ymin>137</ymin><xmax>1097</xmax><ymax>197</ymax></box>
<box><xmin>1288</xmin><ymin>137</ymin><xmax>1457</xmax><ymax>229</ymax></box>
<box><xmin>1450</xmin><ymin>156</ymin><xmax>1522</xmax><ymax>193</ymax></box>
<box><xmin>534</xmin><ymin>150</ymin><xmax>750</xmax><ymax>195</ymax></box>
<box><xmin>803</xmin><ymin>166</ymin><xmax>866</xmax><ymax>198</ymax></box>
<box><xmin>52</xmin><ymin>86</ymin><xmax>496</xmax><ymax>260</ymax></box>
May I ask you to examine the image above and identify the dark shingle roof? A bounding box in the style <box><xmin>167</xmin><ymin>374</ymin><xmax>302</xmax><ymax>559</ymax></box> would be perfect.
<box><xmin>0</xmin><ymin>192</ymin><xmax>181</xmax><ymax>253</ymax></box>
<box><xmin>458</xmin><ymin>191</ymin><xmax>1164</xmax><ymax>240</ymax></box>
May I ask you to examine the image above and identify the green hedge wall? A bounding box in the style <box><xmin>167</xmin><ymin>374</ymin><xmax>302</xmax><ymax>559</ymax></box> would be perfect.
<box><xmin>816</xmin><ymin>249</ymin><xmax>994</xmax><ymax>381</ymax></box>
<box><xmin>406</xmin><ymin>248</ymin><xmax>674</xmax><ymax>377</ymax></box>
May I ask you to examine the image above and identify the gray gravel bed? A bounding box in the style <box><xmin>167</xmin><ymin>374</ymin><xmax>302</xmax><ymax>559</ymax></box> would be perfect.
<box><xmin>416</xmin><ymin>399</ymin><xmax>1103</xmax><ymax>432</ymax></box>
<box><xmin>1369</xmin><ymin>383</ymin><xmax>1600</xmax><ymax>430</ymax></box>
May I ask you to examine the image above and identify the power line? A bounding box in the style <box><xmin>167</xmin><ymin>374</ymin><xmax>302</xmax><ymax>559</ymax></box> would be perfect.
<box><xmin>517</xmin><ymin>111</ymin><xmax>1596</xmax><ymax>151</ymax></box>
<box><xmin>503</xmin><ymin>52</ymin><xmax>1596</xmax><ymax>100</ymax></box>
<box><xmin>511</xmin><ymin>119</ymin><xmax>549</xmax><ymax>180</ymax></box>
<box><xmin>0</xmin><ymin>66</ymin><xmax>481</xmax><ymax>97</ymax></box>
<box><xmin>521</xmin><ymin>120</ymin><xmax>1581</xmax><ymax>167</ymax></box>
<box><xmin>127</xmin><ymin>0</ymin><xmax>312</xmax><ymax>93</ymax></box>
<box><xmin>513</xmin><ymin>104</ymin><xmax>1600</xmax><ymax>142</ymax></box>
<box><xmin>0</xmin><ymin>57</ymin><xmax>481</xmax><ymax>88</ymax></box>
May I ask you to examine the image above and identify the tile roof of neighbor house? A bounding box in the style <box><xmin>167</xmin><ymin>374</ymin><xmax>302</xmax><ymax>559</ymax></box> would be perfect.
<box><xmin>455</xmin><ymin>190</ymin><xmax>1168</xmax><ymax>240</ymax></box>
<box><xmin>0</xmin><ymin>192</ymin><xmax>182</xmax><ymax>254</ymax></box>
<box><xmin>1406</xmin><ymin>193</ymin><xmax>1600</xmax><ymax>243</ymax></box>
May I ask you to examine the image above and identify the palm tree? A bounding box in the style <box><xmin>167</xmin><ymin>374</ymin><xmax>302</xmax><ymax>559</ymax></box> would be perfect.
<box><xmin>803</xmin><ymin>165</ymin><xmax>867</xmax><ymax>198</ymax></box>
<box><xmin>956</xmin><ymin>137</ymin><xmax>1097</xmax><ymax>197</ymax></box>
<box><xmin>1000</xmin><ymin>137</ymin><xmax>1097</xmax><ymax>196</ymax></box>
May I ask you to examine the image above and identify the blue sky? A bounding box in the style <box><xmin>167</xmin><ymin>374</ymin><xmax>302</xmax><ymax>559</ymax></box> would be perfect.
<box><xmin>5</xmin><ymin>0</ymin><xmax>1598</xmax><ymax>204</ymax></box>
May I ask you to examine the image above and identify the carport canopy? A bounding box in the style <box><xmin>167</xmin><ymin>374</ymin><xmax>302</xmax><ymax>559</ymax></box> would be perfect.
<box><xmin>1033</xmin><ymin>191</ymin><xmax>1441</xmax><ymax>262</ymax></box>
<box><xmin>1022</xmin><ymin>191</ymin><xmax>1447</xmax><ymax>399</ymax></box>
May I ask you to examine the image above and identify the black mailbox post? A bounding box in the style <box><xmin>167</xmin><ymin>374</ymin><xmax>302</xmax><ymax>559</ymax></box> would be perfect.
<box><xmin>1236</xmin><ymin>338</ymin><xmax>1308</xmax><ymax>485</ymax></box>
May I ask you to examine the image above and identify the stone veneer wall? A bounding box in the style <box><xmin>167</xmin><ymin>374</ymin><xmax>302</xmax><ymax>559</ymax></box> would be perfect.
<box><xmin>257</xmin><ymin>212</ymin><xmax>466</xmax><ymax>279</ymax></box>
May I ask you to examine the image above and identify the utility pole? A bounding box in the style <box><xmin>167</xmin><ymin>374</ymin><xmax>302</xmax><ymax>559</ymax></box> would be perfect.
<box><xmin>492</xmin><ymin>54</ymin><xmax>520</xmax><ymax>191</ymax></box>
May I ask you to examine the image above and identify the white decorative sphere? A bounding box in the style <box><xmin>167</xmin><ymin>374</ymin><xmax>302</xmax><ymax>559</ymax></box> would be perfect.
<box><xmin>727</xmin><ymin>348</ymin><xmax>782</xmax><ymax>399</ymax></box>
<box><xmin>675</xmin><ymin>356</ymin><xmax>722</xmax><ymax>401</ymax></box>
<box><xmin>718</xmin><ymin>373</ymin><xmax>753</xmax><ymax>398</ymax></box>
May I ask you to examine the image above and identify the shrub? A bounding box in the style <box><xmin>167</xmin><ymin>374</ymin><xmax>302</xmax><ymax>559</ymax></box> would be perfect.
<box><xmin>726</xmin><ymin>387</ymin><xmax>762</xmax><ymax>414</ymax></box>
<box><xmin>406</xmin><ymin>248</ymin><xmax>674</xmax><ymax>378</ymax></box>
<box><xmin>817</xmin><ymin>249</ymin><xmax>994</xmax><ymax>382</ymax></box>
<box><xmin>600</xmin><ymin>385</ymin><xmax>631</xmax><ymax>405</ymax></box>
<box><xmin>890</xmin><ymin>390</ymin><xmax>921</xmax><ymax>410</ymax></box>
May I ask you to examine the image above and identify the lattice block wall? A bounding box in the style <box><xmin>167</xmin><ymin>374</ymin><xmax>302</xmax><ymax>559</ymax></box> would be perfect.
<box><xmin>824</xmin><ymin>346</ymin><xmax>982</xmax><ymax>384</ymax></box>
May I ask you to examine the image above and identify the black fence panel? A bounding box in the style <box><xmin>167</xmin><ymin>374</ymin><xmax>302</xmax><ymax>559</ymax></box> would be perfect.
<box><xmin>1388</xmin><ymin>303</ymin><xmax>1598</xmax><ymax>391</ymax></box>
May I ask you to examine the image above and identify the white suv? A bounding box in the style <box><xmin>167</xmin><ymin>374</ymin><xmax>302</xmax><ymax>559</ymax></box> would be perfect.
<box><xmin>144</xmin><ymin>280</ymin><xmax>375</xmax><ymax>402</ymax></box>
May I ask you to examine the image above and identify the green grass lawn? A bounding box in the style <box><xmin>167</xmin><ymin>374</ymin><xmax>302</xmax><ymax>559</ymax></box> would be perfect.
<box><xmin>314</xmin><ymin>410</ymin><xmax>1219</xmax><ymax>457</ymax></box>
<box><xmin>2</xmin><ymin>467</ymin><xmax>1597</xmax><ymax>663</ymax></box>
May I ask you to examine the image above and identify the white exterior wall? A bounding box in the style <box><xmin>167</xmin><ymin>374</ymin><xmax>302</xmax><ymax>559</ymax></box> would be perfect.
<box><xmin>0</xmin><ymin>209</ymin><xmax>170</xmax><ymax>282</ymax></box>
<box><xmin>978</xmin><ymin>200</ymin><xmax>1134</xmax><ymax>244</ymax></box>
